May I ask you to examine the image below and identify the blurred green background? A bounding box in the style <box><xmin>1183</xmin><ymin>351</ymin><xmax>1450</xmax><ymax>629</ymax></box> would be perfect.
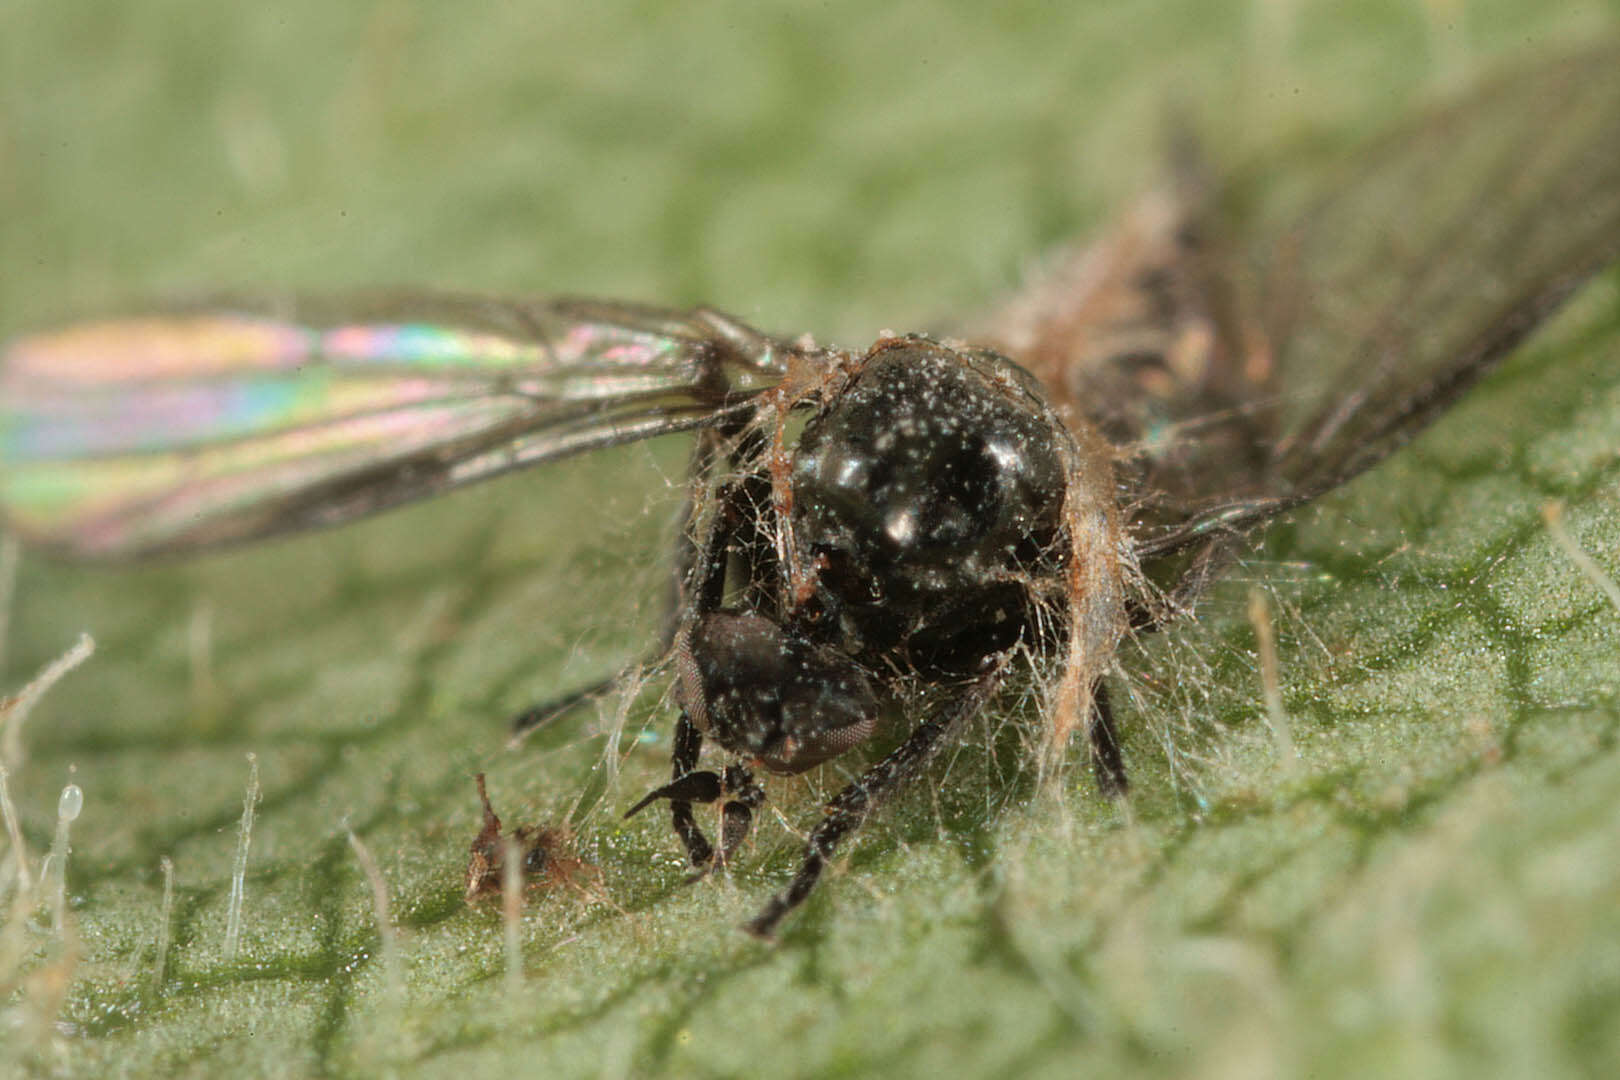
<box><xmin>3</xmin><ymin>1</ymin><xmax>1620</xmax><ymax>1076</ymax></box>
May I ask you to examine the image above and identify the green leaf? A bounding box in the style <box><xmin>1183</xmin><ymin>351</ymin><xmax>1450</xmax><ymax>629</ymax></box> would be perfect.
<box><xmin>4</xmin><ymin>2</ymin><xmax>1619</xmax><ymax>1076</ymax></box>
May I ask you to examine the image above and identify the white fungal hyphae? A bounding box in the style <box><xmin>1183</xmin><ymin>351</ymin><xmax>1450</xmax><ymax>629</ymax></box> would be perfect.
<box><xmin>222</xmin><ymin>753</ymin><xmax>260</xmax><ymax>961</ymax></box>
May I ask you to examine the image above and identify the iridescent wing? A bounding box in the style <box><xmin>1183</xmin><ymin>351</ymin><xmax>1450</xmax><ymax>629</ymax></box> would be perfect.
<box><xmin>972</xmin><ymin>42</ymin><xmax>1620</xmax><ymax>570</ymax></box>
<box><xmin>0</xmin><ymin>294</ymin><xmax>800</xmax><ymax>559</ymax></box>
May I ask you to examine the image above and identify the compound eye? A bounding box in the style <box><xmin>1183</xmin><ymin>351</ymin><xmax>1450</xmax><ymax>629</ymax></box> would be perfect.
<box><xmin>759</xmin><ymin>674</ymin><xmax>879</xmax><ymax>774</ymax></box>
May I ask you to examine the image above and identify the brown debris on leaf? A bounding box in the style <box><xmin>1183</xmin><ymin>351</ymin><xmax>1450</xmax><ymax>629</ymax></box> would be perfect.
<box><xmin>464</xmin><ymin>773</ymin><xmax>599</xmax><ymax>903</ymax></box>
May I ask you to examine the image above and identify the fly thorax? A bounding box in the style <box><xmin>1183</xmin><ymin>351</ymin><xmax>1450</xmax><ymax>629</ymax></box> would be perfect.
<box><xmin>789</xmin><ymin>338</ymin><xmax>1072</xmax><ymax>675</ymax></box>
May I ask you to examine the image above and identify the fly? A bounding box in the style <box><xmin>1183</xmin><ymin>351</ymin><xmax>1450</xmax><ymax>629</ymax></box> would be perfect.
<box><xmin>2</xmin><ymin>44</ymin><xmax>1618</xmax><ymax>938</ymax></box>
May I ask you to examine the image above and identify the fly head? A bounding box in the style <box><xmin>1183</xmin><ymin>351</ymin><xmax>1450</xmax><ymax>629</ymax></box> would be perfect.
<box><xmin>679</xmin><ymin>612</ymin><xmax>880</xmax><ymax>774</ymax></box>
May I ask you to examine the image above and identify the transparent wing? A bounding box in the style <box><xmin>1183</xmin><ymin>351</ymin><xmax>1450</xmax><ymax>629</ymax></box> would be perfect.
<box><xmin>1141</xmin><ymin>40</ymin><xmax>1620</xmax><ymax>559</ymax></box>
<box><xmin>0</xmin><ymin>293</ymin><xmax>798</xmax><ymax>559</ymax></box>
<box><xmin>964</xmin><ymin>41</ymin><xmax>1620</xmax><ymax>594</ymax></box>
<box><xmin>1258</xmin><ymin>42</ymin><xmax>1619</xmax><ymax>479</ymax></box>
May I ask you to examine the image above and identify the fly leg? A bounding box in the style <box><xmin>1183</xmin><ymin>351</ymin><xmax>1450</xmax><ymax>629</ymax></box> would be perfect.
<box><xmin>626</xmin><ymin>477</ymin><xmax>734</xmax><ymax>868</ymax></box>
<box><xmin>622</xmin><ymin>711</ymin><xmax>721</xmax><ymax>866</ymax></box>
<box><xmin>620</xmin><ymin>745</ymin><xmax>768</xmax><ymax>878</ymax></box>
<box><xmin>623</xmin><ymin>439</ymin><xmax>778</xmax><ymax>870</ymax></box>
<box><xmin>745</xmin><ymin>666</ymin><xmax>1005</xmax><ymax>940</ymax></box>
<box><xmin>668</xmin><ymin>714</ymin><xmax>717</xmax><ymax>868</ymax></box>
<box><xmin>708</xmin><ymin>764</ymin><xmax>765</xmax><ymax>876</ymax></box>
<box><xmin>1089</xmin><ymin>678</ymin><xmax>1128</xmax><ymax>796</ymax></box>
<box><xmin>509</xmin><ymin>678</ymin><xmax>622</xmax><ymax>738</ymax></box>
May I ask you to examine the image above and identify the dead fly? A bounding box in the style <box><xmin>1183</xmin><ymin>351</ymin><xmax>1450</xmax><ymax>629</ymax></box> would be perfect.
<box><xmin>464</xmin><ymin>774</ymin><xmax>596</xmax><ymax>903</ymax></box>
<box><xmin>3</xmin><ymin>45</ymin><xmax>1618</xmax><ymax>937</ymax></box>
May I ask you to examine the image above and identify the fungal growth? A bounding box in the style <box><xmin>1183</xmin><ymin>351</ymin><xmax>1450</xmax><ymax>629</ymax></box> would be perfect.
<box><xmin>2</xmin><ymin>45</ymin><xmax>1617</xmax><ymax>938</ymax></box>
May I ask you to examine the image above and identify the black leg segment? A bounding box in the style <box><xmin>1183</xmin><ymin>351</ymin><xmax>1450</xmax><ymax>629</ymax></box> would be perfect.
<box><xmin>668</xmin><ymin>711</ymin><xmax>714</xmax><ymax>868</ymax></box>
<box><xmin>744</xmin><ymin>667</ymin><xmax>1005</xmax><ymax>939</ymax></box>
<box><xmin>1088</xmin><ymin>679</ymin><xmax>1128</xmax><ymax>797</ymax></box>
